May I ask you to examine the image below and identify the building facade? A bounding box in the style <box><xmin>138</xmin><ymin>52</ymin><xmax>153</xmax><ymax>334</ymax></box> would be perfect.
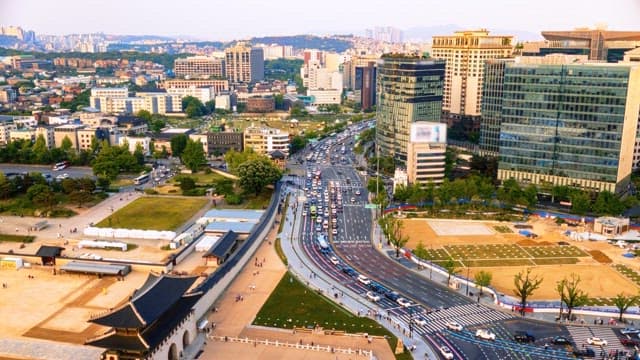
<box><xmin>166</xmin><ymin>87</ymin><xmax>215</xmax><ymax>104</ymax></box>
<box><xmin>160</xmin><ymin>79</ymin><xmax>229</xmax><ymax>93</ymax></box>
<box><xmin>375</xmin><ymin>55</ymin><xmax>445</xmax><ymax>165</ymax></box>
<box><xmin>478</xmin><ymin>58</ymin><xmax>514</xmax><ymax>155</ymax></box>
<box><xmin>495</xmin><ymin>59</ymin><xmax>640</xmax><ymax>193</ymax></box>
<box><xmin>245</xmin><ymin>97</ymin><xmax>275</xmax><ymax>113</ymax></box>
<box><xmin>224</xmin><ymin>44</ymin><xmax>264</xmax><ymax>83</ymax></box>
<box><xmin>431</xmin><ymin>30</ymin><xmax>513</xmax><ymax>133</ymax></box>
<box><xmin>174</xmin><ymin>56</ymin><xmax>225</xmax><ymax>78</ymax></box>
<box><xmin>354</xmin><ymin>63</ymin><xmax>377</xmax><ymax>110</ymax></box>
<box><xmin>207</xmin><ymin>131</ymin><xmax>243</xmax><ymax>156</ymax></box>
<box><xmin>406</xmin><ymin>123</ymin><xmax>448</xmax><ymax>186</ymax></box>
<box><xmin>243</xmin><ymin>126</ymin><xmax>289</xmax><ymax>157</ymax></box>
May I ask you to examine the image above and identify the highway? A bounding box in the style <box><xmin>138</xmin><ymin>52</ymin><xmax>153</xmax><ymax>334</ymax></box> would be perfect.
<box><xmin>0</xmin><ymin>164</ymin><xmax>94</xmax><ymax>179</ymax></box>
<box><xmin>290</xmin><ymin>123</ymin><xmax>631</xmax><ymax>360</ymax></box>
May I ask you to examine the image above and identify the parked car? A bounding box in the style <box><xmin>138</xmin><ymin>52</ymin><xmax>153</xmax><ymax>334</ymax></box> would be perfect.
<box><xmin>445</xmin><ymin>321</ymin><xmax>463</xmax><ymax>332</ymax></box>
<box><xmin>365</xmin><ymin>291</ymin><xmax>380</xmax><ymax>302</ymax></box>
<box><xmin>587</xmin><ymin>337</ymin><xmax>607</xmax><ymax>346</ymax></box>
<box><xmin>439</xmin><ymin>346</ymin><xmax>454</xmax><ymax>360</ymax></box>
<box><xmin>514</xmin><ymin>331</ymin><xmax>535</xmax><ymax>343</ymax></box>
<box><xmin>475</xmin><ymin>329</ymin><xmax>496</xmax><ymax>341</ymax></box>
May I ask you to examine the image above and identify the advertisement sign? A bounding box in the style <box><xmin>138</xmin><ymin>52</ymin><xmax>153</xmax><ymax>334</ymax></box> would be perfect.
<box><xmin>410</xmin><ymin>123</ymin><xmax>447</xmax><ymax>143</ymax></box>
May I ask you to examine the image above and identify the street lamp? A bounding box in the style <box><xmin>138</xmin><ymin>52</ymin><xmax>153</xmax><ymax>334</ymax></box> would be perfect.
<box><xmin>466</xmin><ymin>266</ymin><xmax>470</xmax><ymax>296</ymax></box>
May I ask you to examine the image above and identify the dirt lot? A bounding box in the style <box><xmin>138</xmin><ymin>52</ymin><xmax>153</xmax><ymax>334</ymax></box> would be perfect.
<box><xmin>401</xmin><ymin>217</ymin><xmax>640</xmax><ymax>300</ymax></box>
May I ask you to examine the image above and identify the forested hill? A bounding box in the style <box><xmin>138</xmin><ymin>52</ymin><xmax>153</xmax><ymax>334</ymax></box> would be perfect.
<box><xmin>250</xmin><ymin>35</ymin><xmax>352</xmax><ymax>52</ymax></box>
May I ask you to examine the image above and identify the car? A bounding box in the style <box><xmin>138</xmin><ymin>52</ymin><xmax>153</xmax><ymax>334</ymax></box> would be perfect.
<box><xmin>357</xmin><ymin>275</ymin><xmax>371</xmax><ymax>285</ymax></box>
<box><xmin>445</xmin><ymin>321</ymin><xmax>463</xmax><ymax>332</ymax></box>
<box><xmin>413</xmin><ymin>318</ymin><xmax>427</xmax><ymax>327</ymax></box>
<box><xmin>56</xmin><ymin>173</ymin><xmax>70</xmax><ymax>180</ymax></box>
<box><xmin>475</xmin><ymin>329</ymin><xmax>496</xmax><ymax>341</ymax></box>
<box><xmin>385</xmin><ymin>291</ymin><xmax>400</xmax><ymax>301</ymax></box>
<box><xmin>439</xmin><ymin>346</ymin><xmax>454</xmax><ymax>360</ymax></box>
<box><xmin>355</xmin><ymin>189</ymin><xmax>361</xmax><ymax>195</ymax></box>
<box><xmin>573</xmin><ymin>347</ymin><xmax>596</xmax><ymax>358</ymax></box>
<box><xmin>621</xmin><ymin>338</ymin><xmax>640</xmax><ymax>347</ymax></box>
<box><xmin>350</xmin><ymin>197</ymin><xmax>356</xmax><ymax>203</ymax></box>
<box><xmin>365</xmin><ymin>291</ymin><xmax>380</xmax><ymax>302</ymax></box>
<box><xmin>551</xmin><ymin>336</ymin><xmax>572</xmax><ymax>345</ymax></box>
<box><xmin>587</xmin><ymin>337</ymin><xmax>607</xmax><ymax>346</ymax></box>
<box><xmin>514</xmin><ymin>331</ymin><xmax>535</xmax><ymax>343</ymax></box>
<box><xmin>329</xmin><ymin>256</ymin><xmax>339</xmax><ymax>265</ymax></box>
<box><xmin>397</xmin><ymin>297</ymin><xmax>412</xmax><ymax>307</ymax></box>
<box><xmin>332</xmin><ymin>228</ymin><xmax>338</xmax><ymax>235</ymax></box>
<box><xmin>621</xmin><ymin>327</ymin><xmax>640</xmax><ymax>335</ymax></box>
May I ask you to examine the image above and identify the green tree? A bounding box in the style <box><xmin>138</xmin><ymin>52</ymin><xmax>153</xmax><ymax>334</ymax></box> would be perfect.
<box><xmin>181</xmin><ymin>139</ymin><xmax>206</xmax><ymax>172</ymax></box>
<box><xmin>413</xmin><ymin>240</ymin><xmax>428</xmax><ymax>259</ymax></box>
<box><xmin>27</xmin><ymin>184</ymin><xmax>56</xmax><ymax>211</ymax></box>
<box><xmin>204</xmin><ymin>100</ymin><xmax>215</xmax><ymax>114</ymax></box>
<box><xmin>60</xmin><ymin>136</ymin><xmax>73</xmax><ymax>154</ymax></box>
<box><xmin>513</xmin><ymin>268</ymin><xmax>543</xmax><ymax>316</ymax></box>
<box><xmin>237</xmin><ymin>158</ymin><xmax>282</xmax><ymax>195</ymax></box>
<box><xmin>442</xmin><ymin>258</ymin><xmax>459</xmax><ymax>286</ymax></box>
<box><xmin>133</xmin><ymin>143</ymin><xmax>145</xmax><ymax>166</ymax></box>
<box><xmin>593</xmin><ymin>191</ymin><xmax>624</xmax><ymax>216</ymax></box>
<box><xmin>274</xmin><ymin>93</ymin><xmax>284</xmax><ymax>109</ymax></box>
<box><xmin>570</xmin><ymin>192</ymin><xmax>591</xmax><ymax>215</ymax></box>
<box><xmin>32</xmin><ymin>134</ymin><xmax>50</xmax><ymax>163</ymax></box>
<box><xmin>557</xmin><ymin>273</ymin><xmax>589</xmax><ymax>321</ymax></box>
<box><xmin>290</xmin><ymin>135</ymin><xmax>308</xmax><ymax>154</ymax></box>
<box><xmin>177</xmin><ymin>176</ymin><xmax>196</xmax><ymax>191</ymax></box>
<box><xmin>0</xmin><ymin>173</ymin><xmax>14</xmax><ymax>199</ymax></box>
<box><xmin>224</xmin><ymin>148</ymin><xmax>261</xmax><ymax>175</ymax></box>
<box><xmin>170</xmin><ymin>134</ymin><xmax>188</xmax><ymax>158</ymax></box>
<box><xmin>379</xmin><ymin>215</ymin><xmax>408</xmax><ymax>258</ymax></box>
<box><xmin>69</xmin><ymin>189</ymin><xmax>93</xmax><ymax>207</ymax></box>
<box><xmin>613</xmin><ymin>293</ymin><xmax>640</xmax><ymax>322</ymax></box>
<box><xmin>213</xmin><ymin>177</ymin><xmax>234</xmax><ymax>196</ymax></box>
<box><xmin>474</xmin><ymin>270</ymin><xmax>493</xmax><ymax>295</ymax></box>
<box><xmin>136</xmin><ymin>109</ymin><xmax>152</xmax><ymax>122</ymax></box>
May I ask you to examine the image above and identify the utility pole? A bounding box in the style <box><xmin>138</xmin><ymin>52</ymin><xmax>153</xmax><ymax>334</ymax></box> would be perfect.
<box><xmin>466</xmin><ymin>266</ymin><xmax>470</xmax><ymax>296</ymax></box>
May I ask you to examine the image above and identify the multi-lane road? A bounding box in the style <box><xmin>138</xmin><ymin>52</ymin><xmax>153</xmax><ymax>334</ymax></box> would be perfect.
<box><xmin>290</xmin><ymin>125</ymin><xmax>632</xmax><ymax>360</ymax></box>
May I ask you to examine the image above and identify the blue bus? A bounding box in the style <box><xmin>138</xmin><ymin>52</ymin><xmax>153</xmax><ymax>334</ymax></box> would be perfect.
<box><xmin>317</xmin><ymin>235</ymin><xmax>330</xmax><ymax>254</ymax></box>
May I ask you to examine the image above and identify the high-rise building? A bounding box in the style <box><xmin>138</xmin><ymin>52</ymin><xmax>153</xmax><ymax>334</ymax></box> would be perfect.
<box><xmin>174</xmin><ymin>56</ymin><xmax>225</xmax><ymax>78</ymax></box>
<box><xmin>479</xmin><ymin>58</ymin><xmax>514</xmax><ymax>155</ymax></box>
<box><xmin>489</xmin><ymin>56</ymin><xmax>640</xmax><ymax>193</ymax></box>
<box><xmin>524</xmin><ymin>27</ymin><xmax>640</xmax><ymax>63</ymax></box>
<box><xmin>343</xmin><ymin>54</ymin><xmax>379</xmax><ymax>89</ymax></box>
<box><xmin>354</xmin><ymin>63</ymin><xmax>377</xmax><ymax>110</ymax></box>
<box><xmin>375</xmin><ymin>55</ymin><xmax>445</xmax><ymax>165</ymax></box>
<box><xmin>431</xmin><ymin>30</ymin><xmax>513</xmax><ymax>134</ymax></box>
<box><xmin>224</xmin><ymin>43</ymin><xmax>264</xmax><ymax>83</ymax></box>
<box><xmin>365</xmin><ymin>27</ymin><xmax>404</xmax><ymax>43</ymax></box>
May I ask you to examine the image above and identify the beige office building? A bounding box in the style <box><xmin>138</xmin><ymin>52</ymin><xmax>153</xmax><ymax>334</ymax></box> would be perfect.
<box><xmin>243</xmin><ymin>126</ymin><xmax>289</xmax><ymax>157</ymax></box>
<box><xmin>159</xmin><ymin>79</ymin><xmax>229</xmax><ymax>93</ymax></box>
<box><xmin>432</xmin><ymin>30</ymin><xmax>513</xmax><ymax>131</ymax></box>
<box><xmin>224</xmin><ymin>43</ymin><xmax>264</xmax><ymax>83</ymax></box>
<box><xmin>406</xmin><ymin>123</ymin><xmax>447</xmax><ymax>186</ymax></box>
<box><xmin>174</xmin><ymin>56</ymin><xmax>225</xmax><ymax>78</ymax></box>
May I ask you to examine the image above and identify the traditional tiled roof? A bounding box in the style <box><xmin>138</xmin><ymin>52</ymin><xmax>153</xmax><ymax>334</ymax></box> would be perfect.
<box><xmin>202</xmin><ymin>230</ymin><xmax>238</xmax><ymax>258</ymax></box>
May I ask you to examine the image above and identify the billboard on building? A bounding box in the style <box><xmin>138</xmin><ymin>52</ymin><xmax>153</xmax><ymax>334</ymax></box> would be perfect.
<box><xmin>410</xmin><ymin>122</ymin><xmax>446</xmax><ymax>143</ymax></box>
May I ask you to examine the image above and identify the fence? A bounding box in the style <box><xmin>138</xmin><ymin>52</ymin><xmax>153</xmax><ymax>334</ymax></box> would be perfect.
<box><xmin>207</xmin><ymin>335</ymin><xmax>373</xmax><ymax>359</ymax></box>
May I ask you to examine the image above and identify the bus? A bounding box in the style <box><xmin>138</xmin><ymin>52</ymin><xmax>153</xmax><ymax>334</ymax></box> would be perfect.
<box><xmin>134</xmin><ymin>173</ymin><xmax>151</xmax><ymax>185</ymax></box>
<box><xmin>317</xmin><ymin>235</ymin><xmax>330</xmax><ymax>254</ymax></box>
<box><xmin>52</xmin><ymin>161</ymin><xmax>70</xmax><ymax>171</ymax></box>
<box><xmin>310</xmin><ymin>205</ymin><xmax>317</xmax><ymax>218</ymax></box>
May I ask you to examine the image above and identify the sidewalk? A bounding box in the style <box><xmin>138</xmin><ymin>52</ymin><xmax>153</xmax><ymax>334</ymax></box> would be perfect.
<box><xmin>200</xmin><ymin>187</ymin><xmax>394</xmax><ymax>359</ymax></box>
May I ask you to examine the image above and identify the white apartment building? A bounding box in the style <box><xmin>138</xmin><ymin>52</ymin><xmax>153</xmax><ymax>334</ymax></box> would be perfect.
<box><xmin>174</xmin><ymin>56</ymin><xmax>225</xmax><ymax>78</ymax></box>
<box><xmin>9</xmin><ymin>129</ymin><xmax>35</xmax><ymax>143</ymax></box>
<box><xmin>0</xmin><ymin>121</ymin><xmax>17</xmax><ymax>146</ymax></box>
<box><xmin>214</xmin><ymin>94</ymin><xmax>231</xmax><ymax>111</ymax></box>
<box><xmin>118</xmin><ymin>136</ymin><xmax>151</xmax><ymax>155</ymax></box>
<box><xmin>90</xmin><ymin>87</ymin><xmax>129</xmax><ymax>99</ymax></box>
<box><xmin>243</xmin><ymin>126</ymin><xmax>289</xmax><ymax>156</ymax></box>
<box><xmin>406</xmin><ymin>123</ymin><xmax>448</xmax><ymax>186</ymax></box>
<box><xmin>167</xmin><ymin>87</ymin><xmax>215</xmax><ymax>104</ymax></box>
<box><xmin>307</xmin><ymin>89</ymin><xmax>342</xmax><ymax>105</ymax></box>
<box><xmin>260</xmin><ymin>45</ymin><xmax>294</xmax><ymax>60</ymax></box>
<box><xmin>91</xmin><ymin>92</ymin><xmax>182</xmax><ymax>115</ymax></box>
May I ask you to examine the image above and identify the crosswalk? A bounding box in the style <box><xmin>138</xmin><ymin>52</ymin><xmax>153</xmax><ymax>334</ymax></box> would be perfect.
<box><xmin>567</xmin><ymin>325</ymin><xmax>624</xmax><ymax>353</ymax></box>
<box><xmin>397</xmin><ymin>303</ymin><xmax>515</xmax><ymax>334</ymax></box>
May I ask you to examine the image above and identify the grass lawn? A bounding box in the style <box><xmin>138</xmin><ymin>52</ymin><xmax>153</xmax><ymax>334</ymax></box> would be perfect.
<box><xmin>171</xmin><ymin>172</ymin><xmax>227</xmax><ymax>185</ymax></box>
<box><xmin>111</xmin><ymin>177</ymin><xmax>134</xmax><ymax>187</ymax></box>
<box><xmin>0</xmin><ymin>234</ymin><xmax>35</xmax><ymax>243</ymax></box>
<box><xmin>462</xmin><ymin>259</ymin><xmax>535</xmax><ymax>267</ymax></box>
<box><xmin>95</xmin><ymin>196</ymin><xmax>208</xmax><ymax>231</ymax></box>
<box><xmin>222</xmin><ymin>191</ymin><xmax>273</xmax><ymax>210</ymax></box>
<box><xmin>532</xmin><ymin>258</ymin><xmax>579</xmax><ymax>265</ymax></box>
<box><xmin>254</xmin><ymin>272</ymin><xmax>412</xmax><ymax>360</ymax></box>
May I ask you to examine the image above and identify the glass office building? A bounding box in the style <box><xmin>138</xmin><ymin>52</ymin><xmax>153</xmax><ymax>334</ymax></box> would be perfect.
<box><xmin>375</xmin><ymin>56</ymin><xmax>445</xmax><ymax>164</ymax></box>
<box><xmin>497</xmin><ymin>61</ymin><xmax>640</xmax><ymax>193</ymax></box>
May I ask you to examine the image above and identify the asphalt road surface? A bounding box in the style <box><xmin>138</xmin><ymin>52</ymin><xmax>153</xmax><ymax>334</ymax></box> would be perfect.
<box><xmin>0</xmin><ymin>164</ymin><xmax>94</xmax><ymax>179</ymax></box>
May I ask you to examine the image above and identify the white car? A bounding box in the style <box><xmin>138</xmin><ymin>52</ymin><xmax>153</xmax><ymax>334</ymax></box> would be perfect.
<box><xmin>332</xmin><ymin>228</ymin><xmax>338</xmax><ymax>235</ymax></box>
<box><xmin>445</xmin><ymin>321</ymin><xmax>463</xmax><ymax>332</ymax></box>
<box><xmin>350</xmin><ymin>197</ymin><xmax>356</xmax><ymax>203</ymax></box>
<box><xmin>587</xmin><ymin>337</ymin><xmax>607</xmax><ymax>346</ymax></box>
<box><xmin>397</xmin><ymin>297</ymin><xmax>412</xmax><ymax>307</ymax></box>
<box><xmin>439</xmin><ymin>346</ymin><xmax>454</xmax><ymax>360</ymax></box>
<box><xmin>329</xmin><ymin>256</ymin><xmax>339</xmax><ymax>265</ymax></box>
<box><xmin>475</xmin><ymin>329</ymin><xmax>496</xmax><ymax>341</ymax></box>
<box><xmin>366</xmin><ymin>291</ymin><xmax>380</xmax><ymax>302</ymax></box>
<box><xmin>413</xmin><ymin>318</ymin><xmax>427</xmax><ymax>327</ymax></box>
<box><xmin>355</xmin><ymin>189</ymin><xmax>361</xmax><ymax>195</ymax></box>
<box><xmin>357</xmin><ymin>275</ymin><xmax>371</xmax><ymax>285</ymax></box>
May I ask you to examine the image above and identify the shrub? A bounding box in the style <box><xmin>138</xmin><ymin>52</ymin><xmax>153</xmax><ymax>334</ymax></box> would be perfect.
<box><xmin>225</xmin><ymin>193</ymin><xmax>243</xmax><ymax>205</ymax></box>
<box><xmin>183</xmin><ymin>188</ymin><xmax>206</xmax><ymax>196</ymax></box>
<box><xmin>144</xmin><ymin>188</ymin><xmax>159</xmax><ymax>195</ymax></box>
<box><xmin>49</xmin><ymin>208</ymin><xmax>77</xmax><ymax>218</ymax></box>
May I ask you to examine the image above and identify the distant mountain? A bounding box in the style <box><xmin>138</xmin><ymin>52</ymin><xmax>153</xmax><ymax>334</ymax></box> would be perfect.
<box><xmin>250</xmin><ymin>35</ymin><xmax>352</xmax><ymax>52</ymax></box>
<box><xmin>106</xmin><ymin>34</ymin><xmax>177</xmax><ymax>43</ymax></box>
<box><xmin>404</xmin><ymin>25</ymin><xmax>541</xmax><ymax>42</ymax></box>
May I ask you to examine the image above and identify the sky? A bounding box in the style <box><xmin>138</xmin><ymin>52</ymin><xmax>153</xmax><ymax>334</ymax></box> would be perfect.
<box><xmin>1</xmin><ymin>0</ymin><xmax>639</xmax><ymax>41</ymax></box>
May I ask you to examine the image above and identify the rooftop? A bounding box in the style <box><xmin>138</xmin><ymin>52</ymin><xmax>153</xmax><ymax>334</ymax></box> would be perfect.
<box><xmin>205</xmin><ymin>221</ymin><xmax>255</xmax><ymax>234</ymax></box>
<box><xmin>202</xmin><ymin>209</ymin><xmax>264</xmax><ymax>221</ymax></box>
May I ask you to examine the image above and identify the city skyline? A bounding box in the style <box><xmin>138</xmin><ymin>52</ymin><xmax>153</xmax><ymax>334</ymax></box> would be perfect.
<box><xmin>1</xmin><ymin>0</ymin><xmax>639</xmax><ymax>41</ymax></box>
